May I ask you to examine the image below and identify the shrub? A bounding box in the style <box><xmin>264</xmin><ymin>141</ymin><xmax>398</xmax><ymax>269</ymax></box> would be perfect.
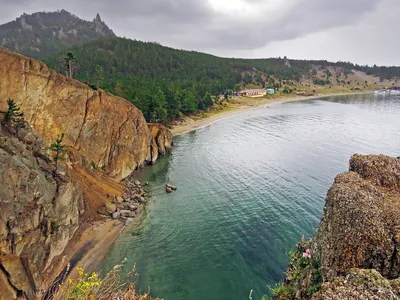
<box><xmin>54</xmin><ymin>263</ymin><xmax>158</xmax><ymax>300</ymax></box>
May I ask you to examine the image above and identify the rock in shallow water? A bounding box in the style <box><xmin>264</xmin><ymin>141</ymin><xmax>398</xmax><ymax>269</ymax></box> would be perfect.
<box><xmin>166</xmin><ymin>183</ymin><xmax>177</xmax><ymax>190</ymax></box>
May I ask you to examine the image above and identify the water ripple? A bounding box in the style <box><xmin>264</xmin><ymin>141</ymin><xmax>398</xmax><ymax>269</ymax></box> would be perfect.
<box><xmin>100</xmin><ymin>94</ymin><xmax>400</xmax><ymax>300</ymax></box>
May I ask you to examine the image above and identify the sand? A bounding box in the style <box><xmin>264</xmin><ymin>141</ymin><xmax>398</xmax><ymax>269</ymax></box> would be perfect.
<box><xmin>170</xmin><ymin>92</ymin><xmax>371</xmax><ymax>136</ymax></box>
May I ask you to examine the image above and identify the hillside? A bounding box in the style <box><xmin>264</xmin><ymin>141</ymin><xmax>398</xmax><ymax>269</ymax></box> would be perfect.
<box><xmin>44</xmin><ymin>37</ymin><xmax>400</xmax><ymax>124</ymax></box>
<box><xmin>0</xmin><ymin>10</ymin><xmax>115</xmax><ymax>59</ymax></box>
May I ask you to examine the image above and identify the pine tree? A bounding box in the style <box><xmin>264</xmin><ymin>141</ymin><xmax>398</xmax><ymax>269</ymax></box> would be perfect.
<box><xmin>64</xmin><ymin>52</ymin><xmax>77</xmax><ymax>78</ymax></box>
<box><xmin>0</xmin><ymin>99</ymin><xmax>25</xmax><ymax>128</ymax></box>
<box><xmin>48</xmin><ymin>133</ymin><xmax>68</xmax><ymax>175</ymax></box>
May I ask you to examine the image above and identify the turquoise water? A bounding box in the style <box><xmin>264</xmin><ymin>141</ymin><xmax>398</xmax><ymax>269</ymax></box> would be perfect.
<box><xmin>99</xmin><ymin>94</ymin><xmax>400</xmax><ymax>299</ymax></box>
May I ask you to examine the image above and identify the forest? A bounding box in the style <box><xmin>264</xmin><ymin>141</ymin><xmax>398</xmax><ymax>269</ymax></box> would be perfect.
<box><xmin>44</xmin><ymin>37</ymin><xmax>400</xmax><ymax>124</ymax></box>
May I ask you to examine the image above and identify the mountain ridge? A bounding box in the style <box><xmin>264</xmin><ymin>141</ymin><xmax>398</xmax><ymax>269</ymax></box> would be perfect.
<box><xmin>0</xmin><ymin>9</ymin><xmax>115</xmax><ymax>59</ymax></box>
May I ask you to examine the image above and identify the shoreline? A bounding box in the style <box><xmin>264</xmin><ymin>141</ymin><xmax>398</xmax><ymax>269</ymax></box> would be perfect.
<box><xmin>54</xmin><ymin>90</ymin><xmax>371</xmax><ymax>294</ymax></box>
<box><xmin>170</xmin><ymin>91</ymin><xmax>372</xmax><ymax>136</ymax></box>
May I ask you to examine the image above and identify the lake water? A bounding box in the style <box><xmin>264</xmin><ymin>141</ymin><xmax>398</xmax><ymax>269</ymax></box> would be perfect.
<box><xmin>99</xmin><ymin>94</ymin><xmax>400</xmax><ymax>299</ymax></box>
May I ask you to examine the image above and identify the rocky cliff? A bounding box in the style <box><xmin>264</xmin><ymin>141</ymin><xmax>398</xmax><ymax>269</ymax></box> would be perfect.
<box><xmin>276</xmin><ymin>154</ymin><xmax>400</xmax><ymax>299</ymax></box>
<box><xmin>0</xmin><ymin>124</ymin><xmax>84</xmax><ymax>299</ymax></box>
<box><xmin>0</xmin><ymin>47</ymin><xmax>172</xmax><ymax>180</ymax></box>
<box><xmin>0</xmin><ymin>48</ymin><xmax>173</xmax><ymax>299</ymax></box>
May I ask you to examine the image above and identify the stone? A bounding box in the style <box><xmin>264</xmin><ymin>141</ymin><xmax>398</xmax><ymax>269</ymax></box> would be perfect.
<box><xmin>166</xmin><ymin>187</ymin><xmax>172</xmax><ymax>193</ymax></box>
<box><xmin>105</xmin><ymin>202</ymin><xmax>117</xmax><ymax>214</ymax></box>
<box><xmin>166</xmin><ymin>184</ymin><xmax>177</xmax><ymax>190</ymax></box>
<box><xmin>125</xmin><ymin>218</ymin><xmax>134</xmax><ymax>225</ymax></box>
<box><xmin>132</xmin><ymin>194</ymin><xmax>142</xmax><ymax>201</ymax></box>
<box><xmin>111</xmin><ymin>211</ymin><xmax>120</xmax><ymax>219</ymax></box>
<box><xmin>115</xmin><ymin>195</ymin><xmax>124</xmax><ymax>203</ymax></box>
<box><xmin>120</xmin><ymin>210</ymin><xmax>135</xmax><ymax>218</ymax></box>
<box><xmin>134</xmin><ymin>180</ymin><xmax>141</xmax><ymax>186</ymax></box>
<box><xmin>129</xmin><ymin>205</ymin><xmax>138</xmax><ymax>211</ymax></box>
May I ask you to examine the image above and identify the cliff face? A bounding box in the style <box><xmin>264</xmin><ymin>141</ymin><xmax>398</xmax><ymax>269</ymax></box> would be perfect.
<box><xmin>0</xmin><ymin>48</ymin><xmax>173</xmax><ymax>299</ymax></box>
<box><xmin>0</xmin><ymin>47</ymin><xmax>172</xmax><ymax>180</ymax></box>
<box><xmin>0</xmin><ymin>125</ymin><xmax>83</xmax><ymax>299</ymax></box>
<box><xmin>313</xmin><ymin>154</ymin><xmax>400</xmax><ymax>280</ymax></box>
<box><xmin>278</xmin><ymin>154</ymin><xmax>400</xmax><ymax>299</ymax></box>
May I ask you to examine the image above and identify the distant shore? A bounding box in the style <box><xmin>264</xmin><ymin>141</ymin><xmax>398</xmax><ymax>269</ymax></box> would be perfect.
<box><xmin>170</xmin><ymin>91</ymin><xmax>372</xmax><ymax>136</ymax></box>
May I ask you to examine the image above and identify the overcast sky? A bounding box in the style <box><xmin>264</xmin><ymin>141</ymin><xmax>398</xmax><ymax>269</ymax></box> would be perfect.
<box><xmin>1</xmin><ymin>0</ymin><xmax>399</xmax><ymax>66</ymax></box>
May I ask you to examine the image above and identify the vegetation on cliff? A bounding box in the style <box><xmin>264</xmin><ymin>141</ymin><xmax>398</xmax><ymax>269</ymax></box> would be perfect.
<box><xmin>0</xmin><ymin>99</ymin><xmax>25</xmax><ymax>128</ymax></box>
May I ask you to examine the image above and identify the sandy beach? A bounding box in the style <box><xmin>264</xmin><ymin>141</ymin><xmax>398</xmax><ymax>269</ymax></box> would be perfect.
<box><xmin>170</xmin><ymin>92</ymin><xmax>371</xmax><ymax>136</ymax></box>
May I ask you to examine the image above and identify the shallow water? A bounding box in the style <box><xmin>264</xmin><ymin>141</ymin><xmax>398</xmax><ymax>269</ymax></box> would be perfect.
<box><xmin>99</xmin><ymin>93</ymin><xmax>400</xmax><ymax>299</ymax></box>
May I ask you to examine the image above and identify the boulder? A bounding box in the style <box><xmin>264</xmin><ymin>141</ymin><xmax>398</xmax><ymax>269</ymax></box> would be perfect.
<box><xmin>104</xmin><ymin>202</ymin><xmax>117</xmax><ymax>214</ymax></box>
<box><xmin>166</xmin><ymin>187</ymin><xmax>172</xmax><ymax>193</ymax></box>
<box><xmin>129</xmin><ymin>205</ymin><xmax>138</xmax><ymax>211</ymax></box>
<box><xmin>115</xmin><ymin>195</ymin><xmax>124</xmax><ymax>204</ymax></box>
<box><xmin>111</xmin><ymin>211</ymin><xmax>120</xmax><ymax>219</ymax></box>
<box><xmin>120</xmin><ymin>210</ymin><xmax>135</xmax><ymax>218</ymax></box>
<box><xmin>166</xmin><ymin>184</ymin><xmax>177</xmax><ymax>190</ymax></box>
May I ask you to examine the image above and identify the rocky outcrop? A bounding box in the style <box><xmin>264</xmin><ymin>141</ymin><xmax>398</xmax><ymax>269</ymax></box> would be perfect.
<box><xmin>0</xmin><ymin>47</ymin><xmax>173</xmax><ymax>180</ymax></box>
<box><xmin>313</xmin><ymin>154</ymin><xmax>400</xmax><ymax>280</ymax></box>
<box><xmin>148</xmin><ymin>123</ymin><xmax>173</xmax><ymax>164</ymax></box>
<box><xmin>0</xmin><ymin>124</ymin><xmax>83</xmax><ymax>299</ymax></box>
<box><xmin>278</xmin><ymin>154</ymin><xmax>400</xmax><ymax>299</ymax></box>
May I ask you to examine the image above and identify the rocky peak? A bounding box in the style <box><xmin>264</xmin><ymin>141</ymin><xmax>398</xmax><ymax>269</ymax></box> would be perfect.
<box><xmin>94</xmin><ymin>13</ymin><xmax>102</xmax><ymax>23</ymax></box>
<box><xmin>0</xmin><ymin>10</ymin><xmax>116</xmax><ymax>59</ymax></box>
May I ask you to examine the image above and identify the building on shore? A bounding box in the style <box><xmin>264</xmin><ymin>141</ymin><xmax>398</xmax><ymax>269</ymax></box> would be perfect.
<box><xmin>237</xmin><ymin>89</ymin><xmax>266</xmax><ymax>97</ymax></box>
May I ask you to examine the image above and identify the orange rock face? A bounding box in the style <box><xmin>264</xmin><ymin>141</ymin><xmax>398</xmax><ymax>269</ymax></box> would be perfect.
<box><xmin>0</xmin><ymin>47</ymin><xmax>172</xmax><ymax>180</ymax></box>
<box><xmin>0</xmin><ymin>47</ymin><xmax>173</xmax><ymax>299</ymax></box>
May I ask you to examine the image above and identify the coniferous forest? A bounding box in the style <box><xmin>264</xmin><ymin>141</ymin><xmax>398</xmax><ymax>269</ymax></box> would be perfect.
<box><xmin>44</xmin><ymin>37</ymin><xmax>400</xmax><ymax>124</ymax></box>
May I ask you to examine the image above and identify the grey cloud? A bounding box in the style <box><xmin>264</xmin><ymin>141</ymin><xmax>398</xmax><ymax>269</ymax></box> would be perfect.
<box><xmin>0</xmin><ymin>0</ymin><xmax>394</xmax><ymax>63</ymax></box>
<box><xmin>94</xmin><ymin>0</ymin><xmax>382</xmax><ymax>52</ymax></box>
